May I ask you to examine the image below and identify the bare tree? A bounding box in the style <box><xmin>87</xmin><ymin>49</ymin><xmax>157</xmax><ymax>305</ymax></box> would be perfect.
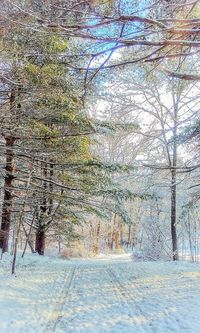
<box><xmin>93</xmin><ymin>59</ymin><xmax>200</xmax><ymax>259</ymax></box>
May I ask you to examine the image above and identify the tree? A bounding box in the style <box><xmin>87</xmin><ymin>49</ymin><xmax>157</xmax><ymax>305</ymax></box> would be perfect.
<box><xmin>0</xmin><ymin>13</ymin><xmax>137</xmax><ymax>256</ymax></box>
<box><xmin>1</xmin><ymin>0</ymin><xmax>200</xmax><ymax>262</ymax></box>
<box><xmin>1</xmin><ymin>0</ymin><xmax>200</xmax><ymax>85</ymax></box>
<box><xmin>0</xmin><ymin>13</ymin><xmax>98</xmax><ymax>253</ymax></box>
<box><xmin>93</xmin><ymin>58</ymin><xmax>200</xmax><ymax>260</ymax></box>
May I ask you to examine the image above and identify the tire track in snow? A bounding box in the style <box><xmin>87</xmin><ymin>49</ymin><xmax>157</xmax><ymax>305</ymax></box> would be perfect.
<box><xmin>106</xmin><ymin>263</ymin><xmax>186</xmax><ymax>332</ymax></box>
<box><xmin>47</xmin><ymin>263</ymin><xmax>156</xmax><ymax>333</ymax></box>
<box><xmin>106</xmin><ymin>267</ymin><xmax>148</xmax><ymax>332</ymax></box>
<box><xmin>32</xmin><ymin>266</ymin><xmax>69</xmax><ymax>331</ymax></box>
<box><xmin>53</xmin><ymin>264</ymin><xmax>115</xmax><ymax>332</ymax></box>
<box><xmin>44</xmin><ymin>266</ymin><xmax>76</xmax><ymax>333</ymax></box>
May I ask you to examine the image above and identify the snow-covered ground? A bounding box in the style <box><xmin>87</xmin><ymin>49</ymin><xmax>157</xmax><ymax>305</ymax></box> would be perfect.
<box><xmin>1</xmin><ymin>253</ymin><xmax>200</xmax><ymax>333</ymax></box>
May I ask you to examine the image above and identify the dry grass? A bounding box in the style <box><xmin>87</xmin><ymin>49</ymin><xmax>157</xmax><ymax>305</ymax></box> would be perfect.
<box><xmin>59</xmin><ymin>242</ymin><xmax>93</xmax><ymax>259</ymax></box>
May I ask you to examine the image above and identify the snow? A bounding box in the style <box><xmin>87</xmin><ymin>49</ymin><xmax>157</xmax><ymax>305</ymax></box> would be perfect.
<box><xmin>1</xmin><ymin>253</ymin><xmax>200</xmax><ymax>332</ymax></box>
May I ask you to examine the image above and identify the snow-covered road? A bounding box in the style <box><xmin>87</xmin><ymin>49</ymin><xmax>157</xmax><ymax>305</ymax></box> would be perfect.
<box><xmin>1</xmin><ymin>254</ymin><xmax>200</xmax><ymax>333</ymax></box>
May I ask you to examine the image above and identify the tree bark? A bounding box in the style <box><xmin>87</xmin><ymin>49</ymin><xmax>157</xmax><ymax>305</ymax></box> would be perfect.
<box><xmin>35</xmin><ymin>227</ymin><xmax>45</xmax><ymax>255</ymax></box>
<box><xmin>93</xmin><ymin>220</ymin><xmax>101</xmax><ymax>255</ymax></box>
<box><xmin>171</xmin><ymin>169</ymin><xmax>178</xmax><ymax>260</ymax></box>
<box><xmin>171</xmin><ymin>92</ymin><xmax>178</xmax><ymax>261</ymax></box>
<box><xmin>127</xmin><ymin>225</ymin><xmax>131</xmax><ymax>247</ymax></box>
<box><xmin>35</xmin><ymin>162</ymin><xmax>48</xmax><ymax>255</ymax></box>
<box><xmin>0</xmin><ymin>136</ymin><xmax>15</xmax><ymax>252</ymax></box>
<box><xmin>48</xmin><ymin>161</ymin><xmax>53</xmax><ymax>215</ymax></box>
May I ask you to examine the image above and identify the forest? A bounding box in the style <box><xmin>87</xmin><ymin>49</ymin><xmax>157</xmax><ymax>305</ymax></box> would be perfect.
<box><xmin>0</xmin><ymin>1</ymin><xmax>200</xmax><ymax>332</ymax></box>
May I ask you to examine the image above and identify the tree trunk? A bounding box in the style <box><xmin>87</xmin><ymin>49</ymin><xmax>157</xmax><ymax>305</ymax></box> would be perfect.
<box><xmin>114</xmin><ymin>230</ymin><xmax>120</xmax><ymax>250</ymax></box>
<box><xmin>48</xmin><ymin>161</ymin><xmax>53</xmax><ymax>215</ymax></box>
<box><xmin>58</xmin><ymin>237</ymin><xmax>61</xmax><ymax>253</ymax></box>
<box><xmin>0</xmin><ymin>136</ymin><xmax>15</xmax><ymax>253</ymax></box>
<box><xmin>35</xmin><ymin>227</ymin><xmax>45</xmax><ymax>255</ymax></box>
<box><xmin>93</xmin><ymin>220</ymin><xmax>101</xmax><ymax>255</ymax></box>
<box><xmin>127</xmin><ymin>225</ymin><xmax>131</xmax><ymax>247</ymax></box>
<box><xmin>35</xmin><ymin>162</ymin><xmax>48</xmax><ymax>255</ymax></box>
<box><xmin>171</xmin><ymin>95</ymin><xmax>178</xmax><ymax>261</ymax></box>
<box><xmin>171</xmin><ymin>169</ymin><xmax>178</xmax><ymax>260</ymax></box>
